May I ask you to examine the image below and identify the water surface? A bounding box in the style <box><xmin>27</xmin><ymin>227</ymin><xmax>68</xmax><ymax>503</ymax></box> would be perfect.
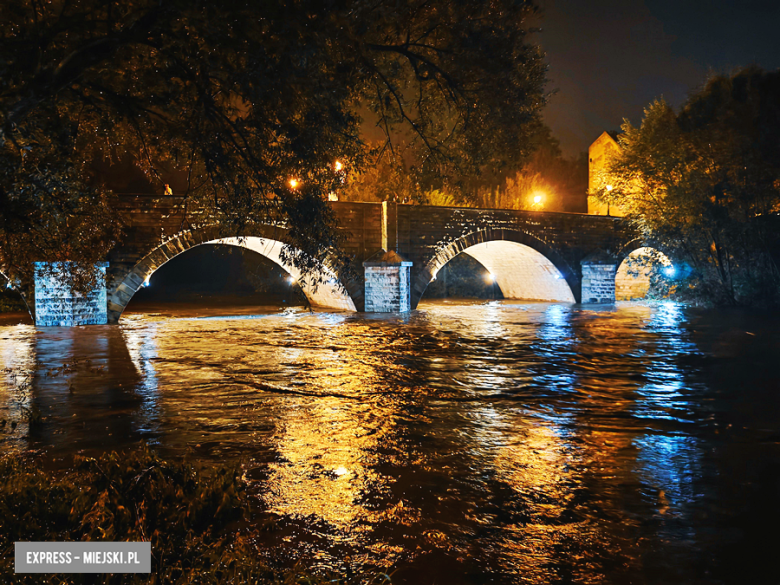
<box><xmin>1</xmin><ymin>300</ymin><xmax>779</xmax><ymax>584</ymax></box>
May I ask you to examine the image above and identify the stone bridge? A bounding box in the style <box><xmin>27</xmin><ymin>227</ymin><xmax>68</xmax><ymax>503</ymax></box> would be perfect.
<box><xmin>27</xmin><ymin>197</ymin><xmax>647</xmax><ymax>326</ymax></box>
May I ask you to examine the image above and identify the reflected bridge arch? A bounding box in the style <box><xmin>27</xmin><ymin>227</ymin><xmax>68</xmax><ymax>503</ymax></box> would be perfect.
<box><xmin>412</xmin><ymin>228</ymin><xmax>578</xmax><ymax>308</ymax></box>
<box><xmin>107</xmin><ymin>224</ymin><xmax>361</xmax><ymax>323</ymax></box>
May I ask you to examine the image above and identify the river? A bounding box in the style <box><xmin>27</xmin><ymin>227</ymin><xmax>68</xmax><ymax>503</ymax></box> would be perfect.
<box><xmin>1</xmin><ymin>299</ymin><xmax>779</xmax><ymax>584</ymax></box>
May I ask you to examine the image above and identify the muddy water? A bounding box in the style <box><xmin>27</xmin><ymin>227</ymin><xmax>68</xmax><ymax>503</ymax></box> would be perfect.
<box><xmin>1</xmin><ymin>300</ymin><xmax>779</xmax><ymax>584</ymax></box>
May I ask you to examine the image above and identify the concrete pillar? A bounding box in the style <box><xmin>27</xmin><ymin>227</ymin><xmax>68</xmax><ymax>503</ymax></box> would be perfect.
<box><xmin>34</xmin><ymin>262</ymin><xmax>108</xmax><ymax>326</ymax></box>
<box><xmin>363</xmin><ymin>250</ymin><xmax>412</xmax><ymax>312</ymax></box>
<box><xmin>580</xmin><ymin>253</ymin><xmax>617</xmax><ymax>304</ymax></box>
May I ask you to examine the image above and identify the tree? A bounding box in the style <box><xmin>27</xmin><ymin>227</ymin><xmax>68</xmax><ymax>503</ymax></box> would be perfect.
<box><xmin>0</xmin><ymin>0</ymin><xmax>547</xmax><ymax>288</ymax></box>
<box><xmin>596</xmin><ymin>67</ymin><xmax>780</xmax><ymax>305</ymax></box>
<box><xmin>477</xmin><ymin>127</ymin><xmax>587</xmax><ymax>212</ymax></box>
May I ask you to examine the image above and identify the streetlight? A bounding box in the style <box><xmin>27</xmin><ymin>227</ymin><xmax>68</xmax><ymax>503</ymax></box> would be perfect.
<box><xmin>288</xmin><ymin>178</ymin><xmax>299</xmax><ymax>189</ymax></box>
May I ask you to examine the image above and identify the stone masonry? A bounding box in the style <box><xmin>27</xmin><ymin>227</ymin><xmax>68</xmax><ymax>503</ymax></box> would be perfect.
<box><xmin>16</xmin><ymin>199</ymin><xmax>642</xmax><ymax>325</ymax></box>
<box><xmin>363</xmin><ymin>251</ymin><xmax>412</xmax><ymax>312</ymax></box>
<box><xmin>580</xmin><ymin>254</ymin><xmax>618</xmax><ymax>304</ymax></box>
<box><xmin>34</xmin><ymin>262</ymin><xmax>108</xmax><ymax>326</ymax></box>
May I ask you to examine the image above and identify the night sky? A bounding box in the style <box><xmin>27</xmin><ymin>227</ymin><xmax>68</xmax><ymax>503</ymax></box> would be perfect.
<box><xmin>537</xmin><ymin>0</ymin><xmax>780</xmax><ymax>156</ymax></box>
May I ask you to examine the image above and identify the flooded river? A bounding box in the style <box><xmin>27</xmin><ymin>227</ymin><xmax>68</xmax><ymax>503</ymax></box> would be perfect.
<box><xmin>1</xmin><ymin>300</ymin><xmax>779</xmax><ymax>584</ymax></box>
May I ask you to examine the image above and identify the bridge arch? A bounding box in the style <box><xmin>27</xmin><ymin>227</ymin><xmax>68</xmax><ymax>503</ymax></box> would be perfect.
<box><xmin>0</xmin><ymin>270</ymin><xmax>34</xmax><ymax>321</ymax></box>
<box><xmin>412</xmin><ymin>228</ymin><xmax>578</xmax><ymax>308</ymax></box>
<box><xmin>615</xmin><ymin>246</ymin><xmax>673</xmax><ymax>300</ymax></box>
<box><xmin>107</xmin><ymin>224</ymin><xmax>361</xmax><ymax>323</ymax></box>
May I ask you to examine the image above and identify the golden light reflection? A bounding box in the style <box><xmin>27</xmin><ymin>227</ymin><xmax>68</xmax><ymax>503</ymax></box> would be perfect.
<box><xmin>466</xmin><ymin>404</ymin><xmax>617</xmax><ymax>581</ymax></box>
<box><xmin>0</xmin><ymin>325</ymin><xmax>35</xmax><ymax>452</ymax></box>
<box><xmin>262</xmin><ymin>322</ymin><xmax>405</xmax><ymax>531</ymax></box>
<box><xmin>288</xmin><ymin>178</ymin><xmax>299</xmax><ymax>189</ymax></box>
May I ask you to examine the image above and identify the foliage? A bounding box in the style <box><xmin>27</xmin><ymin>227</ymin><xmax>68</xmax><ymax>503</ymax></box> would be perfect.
<box><xmin>340</xmin><ymin>128</ymin><xmax>588</xmax><ymax>212</ymax></box>
<box><xmin>0</xmin><ymin>448</ymin><xmax>392</xmax><ymax>584</ymax></box>
<box><xmin>596</xmin><ymin>67</ymin><xmax>780</xmax><ymax>305</ymax></box>
<box><xmin>475</xmin><ymin>128</ymin><xmax>587</xmax><ymax>211</ymax></box>
<box><xmin>0</xmin><ymin>287</ymin><xmax>27</xmax><ymax>313</ymax></box>
<box><xmin>0</xmin><ymin>0</ymin><xmax>548</xmax><ymax>288</ymax></box>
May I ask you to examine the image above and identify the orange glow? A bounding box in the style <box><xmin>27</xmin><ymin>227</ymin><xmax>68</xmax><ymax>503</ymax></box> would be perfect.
<box><xmin>334</xmin><ymin>161</ymin><xmax>343</xmax><ymax>172</ymax></box>
<box><xmin>288</xmin><ymin>178</ymin><xmax>299</xmax><ymax>189</ymax></box>
<box><xmin>532</xmin><ymin>191</ymin><xmax>545</xmax><ymax>206</ymax></box>
<box><xmin>606</xmin><ymin>184</ymin><xmax>614</xmax><ymax>191</ymax></box>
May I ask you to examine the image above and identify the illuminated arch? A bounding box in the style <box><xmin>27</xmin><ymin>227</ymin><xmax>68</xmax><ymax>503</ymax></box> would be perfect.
<box><xmin>615</xmin><ymin>246</ymin><xmax>672</xmax><ymax>300</ymax></box>
<box><xmin>0</xmin><ymin>270</ymin><xmax>34</xmax><ymax>321</ymax></box>
<box><xmin>107</xmin><ymin>224</ymin><xmax>360</xmax><ymax>323</ymax></box>
<box><xmin>413</xmin><ymin>228</ymin><xmax>577</xmax><ymax>307</ymax></box>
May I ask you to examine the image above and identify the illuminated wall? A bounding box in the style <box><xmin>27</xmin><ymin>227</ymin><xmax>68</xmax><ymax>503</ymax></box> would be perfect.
<box><xmin>457</xmin><ymin>241</ymin><xmax>575</xmax><ymax>302</ymax></box>
<box><xmin>615</xmin><ymin>247</ymin><xmax>672</xmax><ymax>300</ymax></box>
<box><xmin>207</xmin><ymin>238</ymin><xmax>356</xmax><ymax>311</ymax></box>
<box><xmin>588</xmin><ymin>131</ymin><xmax>624</xmax><ymax>217</ymax></box>
<box><xmin>34</xmin><ymin>262</ymin><xmax>108</xmax><ymax>326</ymax></box>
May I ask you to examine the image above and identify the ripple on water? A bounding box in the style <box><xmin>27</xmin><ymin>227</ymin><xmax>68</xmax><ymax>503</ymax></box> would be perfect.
<box><xmin>1</xmin><ymin>300</ymin><xmax>779</xmax><ymax>583</ymax></box>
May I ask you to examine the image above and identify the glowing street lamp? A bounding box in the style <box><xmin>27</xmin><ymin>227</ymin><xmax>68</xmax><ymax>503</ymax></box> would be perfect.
<box><xmin>334</xmin><ymin>160</ymin><xmax>343</xmax><ymax>172</ymax></box>
<box><xmin>288</xmin><ymin>178</ymin><xmax>299</xmax><ymax>189</ymax></box>
<box><xmin>531</xmin><ymin>191</ymin><xmax>545</xmax><ymax>207</ymax></box>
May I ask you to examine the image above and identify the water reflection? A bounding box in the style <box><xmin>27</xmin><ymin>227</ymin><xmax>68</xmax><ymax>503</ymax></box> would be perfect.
<box><xmin>0</xmin><ymin>301</ymin><xmax>777</xmax><ymax>583</ymax></box>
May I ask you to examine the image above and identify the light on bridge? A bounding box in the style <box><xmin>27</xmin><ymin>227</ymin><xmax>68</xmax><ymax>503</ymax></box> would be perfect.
<box><xmin>486</xmin><ymin>272</ymin><xmax>496</xmax><ymax>283</ymax></box>
<box><xmin>142</xmin><ymin>277</ymin><xmax>150</xmax><ymax>288</ymax></box>
<box><xmin>289</xmin><ymin>178</ymin><xmax>300</xmax><ymax>189</ymax></box>
<box><xmin>287</xmin><ymin>276</ymin><xmax>296</xmax><ymax>285</ymax></box>
<box><xmin>531</xmin><ymin>191</ymin><xmax>545</xmax><ymax>207</ymax></box>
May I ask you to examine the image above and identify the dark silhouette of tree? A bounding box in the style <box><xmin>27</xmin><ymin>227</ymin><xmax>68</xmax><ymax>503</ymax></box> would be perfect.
<box><xmin>597</xmin><ymin>67</ymin><xmax>780</xmax><ymax>305</ymax></box>
<box><xmin>0</xmin><ymin>0</ymin><xmax>547</xmax><ymax>287</ymax></box>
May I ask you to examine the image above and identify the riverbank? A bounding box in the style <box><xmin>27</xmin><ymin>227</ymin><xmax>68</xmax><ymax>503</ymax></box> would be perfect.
<box><xmin>0</xmin><ymin>447</ymin><xmax>389</xmax><ymax>584</ymax></box>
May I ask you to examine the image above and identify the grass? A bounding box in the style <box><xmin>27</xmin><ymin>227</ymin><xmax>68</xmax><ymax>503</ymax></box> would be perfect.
<box><xmin>0</xmin><ymin>448</ymin><xmax>391</xmax><ymax>584</ymax></box>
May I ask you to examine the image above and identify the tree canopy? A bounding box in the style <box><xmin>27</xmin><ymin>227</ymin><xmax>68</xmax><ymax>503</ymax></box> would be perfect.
<box><xmin>597</xmin><ymin>67</ymin><xmax>780</xmax><ymax>305</ymax></box>
<box><xmin>0</xmin><ymin>0</ymin><xmax>547</xmax><ymax>287</ymax></box>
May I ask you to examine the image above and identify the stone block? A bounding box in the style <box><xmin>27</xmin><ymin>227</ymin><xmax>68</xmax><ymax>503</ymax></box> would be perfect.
<box><xmin>363</xmin><ymin>253</ymin><xmax>412</xmax><ymax>312</ymax></box>
<box><xmin>34</xmin><ymin>262</ymin><xmax>108</xmax><ymax>326</ymax></box>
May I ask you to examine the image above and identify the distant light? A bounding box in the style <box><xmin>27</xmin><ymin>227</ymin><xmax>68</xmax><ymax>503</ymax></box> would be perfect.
<box><xmin>328</xmin><ymin>193</ymin><xmax>339</xmax><ymax>201</ymax></box>
<box><xmin>606</xmin><ymin>184</ymin><xmax>614</xmax><ymax>191</ymax></box>
<box><xmin>664</xmin><ymin>265</ymin><xmax>676</xmax><ymax>277</ymax></box>
<box><xmin>486</xmin><ymin>272</ymin><xmax>495</xmax><ymax>283</ymax></box>
<box><xmin>288</xmin><ymin>178</ymin><xmax>299</xmax><ymax>189</ymax></box>
<box><xmin>334</xmin><ymin>466</ymin><xmax>348</xmax><ymax>477</ymax></box>
<box><xmin>287</xmin><ymin>276</ymin><xmax>296</xmax><ymax>285</ymax></box>
<box><xmin>431</xmin><ymin>270</ymin><xmax>438</xmax><ymax>281</ymax></box>
<box><xmin>334</xmin><ymin>161</ymin><xmax>343</xmax><ymax>172</ymax></box>
<box><xmin>143</xmin><ymin>277</ymin><xmax>150</xmax><ymax>288</ymax></box>
<box><xmin>5</xmin><ymin>282</ymin><xmax>11</xmax><ymax>289</ymax></box>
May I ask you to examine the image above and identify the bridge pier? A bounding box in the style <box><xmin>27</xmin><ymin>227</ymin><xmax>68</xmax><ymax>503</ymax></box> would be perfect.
<box><xmin>363</xmin><ymin>251</ymin><xmax>412</xmax><ymax>312</ymax></box>
<box><xmin>34</xmin><ymin>262</ymin><xmax>108</xmax><ymax>326</ymax></box>
<box><xmin>580</xmin><ymin>253</ymin><xmax>618</xmax><ymax>304</ymax></box>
